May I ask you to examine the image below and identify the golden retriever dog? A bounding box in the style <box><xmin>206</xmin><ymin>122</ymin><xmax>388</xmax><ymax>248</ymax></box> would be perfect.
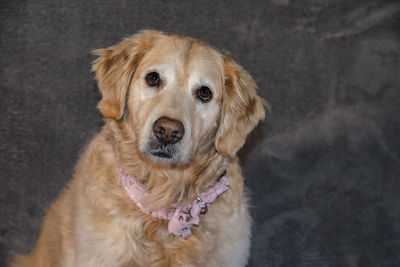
<box><xmin>11</xmin><ymin>30</ymin><xmax>265</xmax><ymax>267</ymax></box>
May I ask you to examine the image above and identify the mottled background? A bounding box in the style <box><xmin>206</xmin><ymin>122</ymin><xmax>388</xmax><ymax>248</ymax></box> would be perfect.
<box><xmin>1</xmin><ymin>0</ymin><xmax>400</xmax><ymax>266</ymax></box>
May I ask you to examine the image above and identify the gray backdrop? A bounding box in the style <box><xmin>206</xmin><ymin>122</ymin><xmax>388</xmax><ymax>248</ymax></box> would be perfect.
<box><xmin>1</xmin><ymin>0</ymin><xmax>400</xmax><ymax>266</ymax></box>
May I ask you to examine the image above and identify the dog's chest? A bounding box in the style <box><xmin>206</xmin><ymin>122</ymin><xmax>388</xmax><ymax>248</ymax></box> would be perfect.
<box><xmin>75</xmin><ymin>216</ymin><xmax>206</xmax><ymax>266</ymax></box>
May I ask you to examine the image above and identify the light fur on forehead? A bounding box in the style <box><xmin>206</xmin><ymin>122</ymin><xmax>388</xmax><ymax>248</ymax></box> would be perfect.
<box><xmin>215</xmin><ymin>53</ymin><xmax>266</xmax><ymax>157</ymax></box>
<box><xmin>92</xmin><ymin>30</ymin><xmax>162</xmax><ymax>119</ymax></box>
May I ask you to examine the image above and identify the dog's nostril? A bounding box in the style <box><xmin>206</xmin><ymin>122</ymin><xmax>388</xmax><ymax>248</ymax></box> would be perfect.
<box><xmin>152</xmin><ymin>117</ymin><xmax>185</xmax><ymax>145</ymax></box>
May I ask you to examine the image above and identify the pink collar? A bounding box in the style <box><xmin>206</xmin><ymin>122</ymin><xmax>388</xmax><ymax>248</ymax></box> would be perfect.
<box><xmin>117</xmin><ymin>164</ymin><xmax>230</xmax><ymax>238</ymax></box>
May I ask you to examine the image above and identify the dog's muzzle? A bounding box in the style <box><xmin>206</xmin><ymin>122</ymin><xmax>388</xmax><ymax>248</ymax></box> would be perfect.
<box><xmin>147</xmin><ymin>116</ymin><xmax>185</xmax><ymax>161</ymax></box>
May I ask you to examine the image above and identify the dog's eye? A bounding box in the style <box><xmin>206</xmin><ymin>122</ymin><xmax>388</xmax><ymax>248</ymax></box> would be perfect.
<box><xmin>145</xmin><ymin>72</ymin><xmax>160</xmax><ymax>87</ymax></box>
<box><xmin>196</xmin><ymin>86</ymin><xmax>213</xmax><ymax>103</ymax></box>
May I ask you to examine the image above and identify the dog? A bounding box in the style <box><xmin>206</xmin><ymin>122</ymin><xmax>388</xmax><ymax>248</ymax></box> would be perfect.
<box><xmin>11</xmin><ymin>30</ymin><xmax>265</xmax><ymax>267</ymax></box>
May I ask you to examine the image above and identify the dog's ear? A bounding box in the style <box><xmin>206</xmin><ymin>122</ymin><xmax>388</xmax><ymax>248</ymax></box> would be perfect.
<box><xmin>92</xmin><ymin>30</ymin><xmax>157</xmax><ymax>119</ymax></box>
<box><xmin>215</xmin><ymin>54</ymin><xmax>267</xmax><ymax>157</ymax></box>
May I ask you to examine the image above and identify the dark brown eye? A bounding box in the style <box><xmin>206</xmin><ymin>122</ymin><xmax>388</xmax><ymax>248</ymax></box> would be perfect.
<box><xmin>196</xmin><ymin>86</ymin><xmax>213</xmax><ymax>103</ymax></box>
<box><xmin>145</xmin><ymin>72</ymin><xmax>160</xmax><ymax>87</ymax></box>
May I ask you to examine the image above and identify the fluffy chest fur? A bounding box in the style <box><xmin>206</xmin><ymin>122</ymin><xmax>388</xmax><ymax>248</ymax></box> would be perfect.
<box><xmin>60</xmin><ymin>129</ymin><xmax>251</xmax><ymax>267</ymax></box>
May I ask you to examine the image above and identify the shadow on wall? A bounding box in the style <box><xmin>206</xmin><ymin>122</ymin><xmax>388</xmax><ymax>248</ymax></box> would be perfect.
<box><xmin>246</xmin><ymin>3</ymin><xmax>400</xmax><ymax>265</ymax></box>
<box><xmin>262</xmin><ymin>34</ymin><xmax>400</xmax><ymax>163</ymax></box>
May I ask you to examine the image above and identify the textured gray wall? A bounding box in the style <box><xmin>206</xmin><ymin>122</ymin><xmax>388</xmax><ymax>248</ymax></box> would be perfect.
<box><xmin>1</xmin><ymin>0</ymin><xmax>400</xmax><ymax>266</ymax></box>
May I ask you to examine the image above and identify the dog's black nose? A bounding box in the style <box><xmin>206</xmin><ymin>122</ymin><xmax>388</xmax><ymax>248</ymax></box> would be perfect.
<box><xmin>152</xmin><ymin>117</ymin><xmax>184</xmax><ymax>145</ymax></box>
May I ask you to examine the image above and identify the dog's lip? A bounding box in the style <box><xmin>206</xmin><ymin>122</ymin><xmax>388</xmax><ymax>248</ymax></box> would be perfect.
<box><xmin>151</xmin><ymin>151</ymin><xmax>173</xmax><ymax>159</ymax></box>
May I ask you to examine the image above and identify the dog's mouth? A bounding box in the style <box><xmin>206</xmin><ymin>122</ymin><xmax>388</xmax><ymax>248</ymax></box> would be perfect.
<box><xmin>150</xmin><ymin>151</ymin><xmax>173</xmax><ymax>159</ymax></box>
<box><xmin>147</xmin><ymin>148</ymin><xmax>178</xmax><ymax>164</ymax></box>
<box><xmin>142</xmin><ymin>136</ymin><xmax>183</xmax><ymax>164</ymax></box>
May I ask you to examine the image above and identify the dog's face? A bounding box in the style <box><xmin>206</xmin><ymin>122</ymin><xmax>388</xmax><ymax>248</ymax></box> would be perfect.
<box><xmin>93</xmin><ymin>30</ymin><xmax>265</xmax><ymax>165</ymax></box>
<box><xmin>130</xmin><ymin>37</ymin><xmax>224</xmax><ymax>164</ymax></box>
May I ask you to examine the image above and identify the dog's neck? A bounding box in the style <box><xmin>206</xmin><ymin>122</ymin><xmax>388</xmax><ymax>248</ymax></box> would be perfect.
<box><xmin>106</xmin><ymin>120</ymin><xmax>229</xmax><ymax>210</ymax></box>
<box><xmin>116</xmin><ymin>156</ymin><xmax>230</xmax><ymax>237</ymax></box>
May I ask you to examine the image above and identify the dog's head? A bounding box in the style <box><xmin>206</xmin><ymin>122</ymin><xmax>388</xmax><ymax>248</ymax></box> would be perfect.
<box><xmin>93</xmin><ymin>30</ymin><xmax>265</xmax><ymax>165</ymax></box>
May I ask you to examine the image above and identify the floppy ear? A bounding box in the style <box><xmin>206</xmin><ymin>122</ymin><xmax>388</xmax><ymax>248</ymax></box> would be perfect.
<box><xmin>215</xmin><ymin>54</ymin><xmax>267</xmax><ymax>157</ymax></box>
<box><xmin>92</xmin><ymin>30</ymin><xmax>157</xmax><ymax>119</ymax></box>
